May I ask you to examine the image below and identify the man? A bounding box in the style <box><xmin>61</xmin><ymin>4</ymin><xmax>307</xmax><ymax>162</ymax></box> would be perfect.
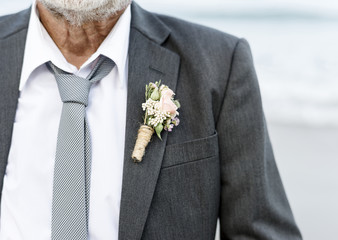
<box><xmin>0</xmin><ymin>0</ymin><xmax>302</xmax><ymax>239</ymax></box>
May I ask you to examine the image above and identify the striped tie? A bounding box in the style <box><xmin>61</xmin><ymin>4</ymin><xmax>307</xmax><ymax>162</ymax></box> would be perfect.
<box><xmin>47</xmin><ymin>56</ymin><xmax>115</xmax><ymax>239</ymax></box>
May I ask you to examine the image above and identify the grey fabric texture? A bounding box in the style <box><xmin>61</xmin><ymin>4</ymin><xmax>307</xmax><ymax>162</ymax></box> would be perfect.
<box><xmin>0</xmin><ymin>8</ymin><xmax>29</xmax><ymax>205</ymax></box>
<box><xmin>47</xmin><ymin>57</ymin><xmax>115</xmax><ymax>239</ymax></box>
<box><xmin>0</xmin><ymin>2</ymin><xmax>302</xmax><ymax>240</ymax></box>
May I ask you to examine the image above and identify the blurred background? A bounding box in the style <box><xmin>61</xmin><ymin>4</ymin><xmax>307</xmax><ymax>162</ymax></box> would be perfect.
<box><xmin>1</xmin><ymin>0</ymin><xmax>338</xmax><ymax>239</ymax></box>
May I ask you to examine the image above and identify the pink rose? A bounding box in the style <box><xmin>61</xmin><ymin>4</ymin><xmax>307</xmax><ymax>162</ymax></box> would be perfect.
<box><xmin>159</xmin><ymin>89</ymin><xmax>177</xmax><ymax>115</ymax></box>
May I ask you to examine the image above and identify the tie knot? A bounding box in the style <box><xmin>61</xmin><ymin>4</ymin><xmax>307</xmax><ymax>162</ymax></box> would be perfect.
<box><xmin>56</xmin><ymin>75</ymin><xmax>92</xmax><ymax>106</ymax></box>
<box><xmin>47</xmin><ymin>56</ymin><xmax>115</xmax><ymax>106</ymax></box>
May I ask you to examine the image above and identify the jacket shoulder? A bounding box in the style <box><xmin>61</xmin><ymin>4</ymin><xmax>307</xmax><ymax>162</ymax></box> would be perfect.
<box><xmin>0</xmin><ymin>8</ymin><xmax>30</xmax><ymax>39</ymax></box>
<box><xmin>155</xmin><ymin>13</ymin><xmax>240</xmax><ymax>52</ymax></box>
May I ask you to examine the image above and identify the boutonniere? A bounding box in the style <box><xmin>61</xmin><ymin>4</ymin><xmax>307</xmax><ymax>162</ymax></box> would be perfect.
<box><xmin>132</xmin><ymin>81</ymin><xmax>181</xmax><ymax>162</ymax></box>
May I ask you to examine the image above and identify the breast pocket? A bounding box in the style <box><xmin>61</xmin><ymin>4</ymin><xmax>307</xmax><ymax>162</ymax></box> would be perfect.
<box><xmin>162</xmin><ymin>132</ymin><xmax>219</xmax><ymax>169</ymax></box>
<box><xmin>146</xmin><ymin>133</ymin><xmax>220</xmax><ymax>238</ymax></box>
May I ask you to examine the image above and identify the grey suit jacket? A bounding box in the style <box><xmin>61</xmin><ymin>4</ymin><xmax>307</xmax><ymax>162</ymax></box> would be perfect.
<box><xmin>0</xmin><ymin>2</ymin><xmax>302</xmax><ymax>240</ymax></box>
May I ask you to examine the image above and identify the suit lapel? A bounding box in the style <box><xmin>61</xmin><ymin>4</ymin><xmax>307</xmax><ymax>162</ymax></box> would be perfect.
<box><xmin>0</xmin><ymin>9</ymin><xmax>29</xmax><ymax>194</ymax></box>
<box><xmin>118</xmin><ymin>3</ymin><xmax>180</xmax><ymax>240</ymax></box>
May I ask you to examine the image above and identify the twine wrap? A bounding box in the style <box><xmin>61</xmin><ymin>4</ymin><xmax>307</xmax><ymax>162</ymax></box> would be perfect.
<box><xmin>132</xmin><ymin>125</ymin><xmax>154</xmax><ymax>162</ymax></box>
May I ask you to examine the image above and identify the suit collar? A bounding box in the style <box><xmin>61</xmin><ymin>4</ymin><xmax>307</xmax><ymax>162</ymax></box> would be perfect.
<box><xmin>118</xmin><ymin>2</ymin><xmax>180</xmax><ymax>240</ymax></box>
<box><xmin>130</xmin><ymin>2</ymin><xmax>171</xmax><ymax>45</ymax></box>
<box><xmin>0</xmin><ymin>8</ymin><xmax>30</xmax><ymax>39</ymax></box>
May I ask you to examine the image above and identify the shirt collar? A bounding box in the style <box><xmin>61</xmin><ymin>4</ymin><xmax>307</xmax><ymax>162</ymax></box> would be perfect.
<box><xmin>19</xmin><ymin>0</ymin><xmax>131</xmax><ymax>91</ymax></box>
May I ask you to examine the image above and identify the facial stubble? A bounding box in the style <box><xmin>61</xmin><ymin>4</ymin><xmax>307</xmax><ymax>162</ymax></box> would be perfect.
<box><xmin>38</xmin><ymin>0</ymin><xmax>132</xmax><ymax>26</ymax></box>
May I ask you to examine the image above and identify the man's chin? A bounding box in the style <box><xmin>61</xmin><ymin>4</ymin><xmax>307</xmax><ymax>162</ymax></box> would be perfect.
<box><xmin>38</xmin><ymin>0</ymin><xmax>131</xmax><ymax>26</ymax></box>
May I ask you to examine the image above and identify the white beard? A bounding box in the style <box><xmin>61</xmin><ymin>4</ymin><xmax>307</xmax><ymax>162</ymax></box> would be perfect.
<box><xmin>39</xmin><ymin>0</ymin><xmax>132</xmax><ymax>26</ymax></box>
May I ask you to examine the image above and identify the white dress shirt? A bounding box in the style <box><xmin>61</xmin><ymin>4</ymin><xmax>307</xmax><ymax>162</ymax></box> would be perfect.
<box><xmin>0</xmin><ymin>1</ymin><xmax>130</xmax><ymax>239</ymax></box>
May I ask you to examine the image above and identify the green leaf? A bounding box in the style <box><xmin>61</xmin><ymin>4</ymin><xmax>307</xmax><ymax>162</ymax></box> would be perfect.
<box><xmin>155</xmin><ymin>123</ymin><xmax>163</xmax><ymax>140</ymax></box>
<box><xmin>150</xmin><ymin>88</ymin><xmax>160</xmax><ymax>101</ymax></box>
<box><xmin>174</xmin><ymin>100</ymin><xmax>181</xmax><ymax>108</ymax></box>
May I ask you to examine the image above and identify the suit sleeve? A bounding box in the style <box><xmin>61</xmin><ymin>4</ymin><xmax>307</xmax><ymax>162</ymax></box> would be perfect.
<box><xmin>216</xmin><ymin>38</ymin><xmax>302</xmax><ymax>239</ymax></box>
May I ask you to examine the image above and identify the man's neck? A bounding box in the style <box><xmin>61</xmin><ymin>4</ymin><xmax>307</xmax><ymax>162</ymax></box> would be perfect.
<box><xmin>37</xmin><ymin>2</ymin><xmax>126</xmax><ymax>69</ymax></box>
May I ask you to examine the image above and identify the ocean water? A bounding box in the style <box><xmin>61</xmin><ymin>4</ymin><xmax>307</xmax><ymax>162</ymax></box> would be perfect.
<box><xmin>201</xmin><ymin>19</ymin><xmax>338</xmax><ymax>127</ymax></box>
